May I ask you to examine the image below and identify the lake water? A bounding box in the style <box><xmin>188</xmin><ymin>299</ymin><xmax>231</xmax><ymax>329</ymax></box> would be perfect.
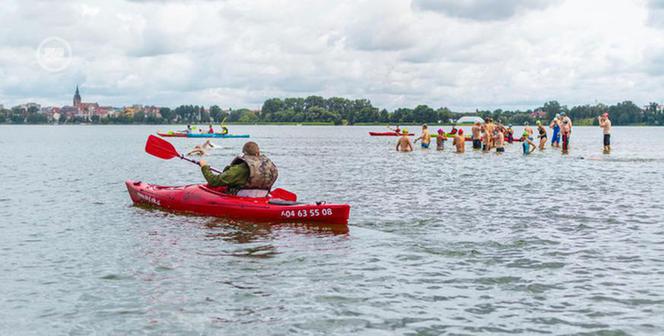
<box><xmin>1</xmin><ymin>125</ymin><xmax>663</xmax><ymax>335</ymax></box>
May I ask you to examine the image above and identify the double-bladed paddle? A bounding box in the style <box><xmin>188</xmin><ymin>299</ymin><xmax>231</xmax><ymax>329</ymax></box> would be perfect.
<box><xmin>145</xmin><ymin>135</ymin><xmax>222</xmax><ymax>173</ymax></box>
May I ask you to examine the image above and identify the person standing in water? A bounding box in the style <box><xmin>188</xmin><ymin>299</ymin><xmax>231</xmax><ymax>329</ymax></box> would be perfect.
<box><xmin>396</xmin><ymin>129</ymin><xmax>413</xmax><ymax>152</ymax></box>
<box><xmin>453</xmin><ymin>129</ymin><xmax>466</xmax><ymax>153</ymax></box>
<box><xmin>505</xmin><ymin>125</ymin><xmax>514</xmax><ymax>143</ymax></box>
<box><xmin>522</xmin><ymin>131</ymin><xmax>537</xmax><ymax>155</ymax></box>
<box><xmin>536</xmin><ymin>121</ymin><xmax>547</xmax><ymax>150</ymax></box>
<box><xmin>561</xmin><ymin>119</ymin><xmax>572</xmax><ymax>154</ymax></box>
<box><xmin>471</xmin><ymin>122</ymin><xmax>482</xmax><ymax>150</ymax></box>
<box><xmin>414</xmin><ymin>124</ymin><xmax>431</xmax><ymax>149</ymax></box>
<box><xmin>495</xmin><ymin>128</ymin><xmax>506</xmax><ymax>153</ymax></box>
<box><xmin>599</xmin><ymin>112</ymin><xmax>612</xmax><ymax>153</ymax></box>
<box><xmin>550</xmin><ymin>114</ymin><xmax>561</xmax><ymax>148</ymax></box>
<box><xmin>436</xmin><ymin>129</ymin><xmax>447</xmax><ymax>151</ymax></box>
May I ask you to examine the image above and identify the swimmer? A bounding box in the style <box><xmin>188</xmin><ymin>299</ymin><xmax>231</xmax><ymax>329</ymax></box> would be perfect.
<box><xmin>522</xmin><ymin>131</ymin><xmax>536</xmax><ymax>155</ymax></box>
<box><xmin>505</xmin><ymin>125</ymin><xmax>514</xmax><ymax>143</ymax></box>
<box><xmin>471</xmin><ymin>122</ymin><xmax>482</xmax><ymax>150</ymax></box>
<box><xmin>550</xmin><ymin>114</ymin><xmax>561</xmax><ymax>148</ymax></box>
<box><xmin>495</xmin><ymin>128</ymin><xmax>505</xmax><ymax>153</ymax></box>
<box><xmin>436</xmin><ymin>128</ymin><xmax>447</xmax><ymax>151</ymax></box>
<box><xmin>187</xmin><ymin>140</ymin><xmax>218</xmax><ymax>156</ymax></box>
<box><xmin>561</xmin><ymin>119</ymin><xmax>571</xmax><ymax>154</ymax></box>
<box><xmin>414</xmin><ymin>124</ymin><xmax>431</xmax><ymax>149</ymax></box>
<box><xmin>396</xmin><ymin>129</ymin><xmax>413</xmax><ymax>152</ymax></box>
<box><xmin>599</xmin><ymin>112</ymin><xmax>612</xmax><ymax>153</ymax></box>
<box><xmin>453</xmin><ymin>129</ymin><xmax>466</xmax><ymax>153</ymax></box>
<box><xmin>536</xmin><ymin>121</ymin><xmax>547</xmax><ymax>150</ymax></box>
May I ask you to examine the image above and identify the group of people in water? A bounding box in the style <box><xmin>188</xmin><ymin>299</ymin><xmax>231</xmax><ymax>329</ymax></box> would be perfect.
<box><xmin>395</xmin><ymin>112</ymin><xmax>612</xmax><ymax>154</ymax></box>
<box><xmin>185</xmin><ymin>124</ymin><xmax>229</xmax><ymax>135</ymax></box>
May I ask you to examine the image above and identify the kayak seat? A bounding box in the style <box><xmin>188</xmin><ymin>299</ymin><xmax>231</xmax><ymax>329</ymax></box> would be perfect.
<box><xmin>268</xmin><ymin>199</ymin><xmax>304</xmax><ymax>206</ymax></box>
<box><xmin>236</xmin><ymin>189</ymin><xmax>270</xmax><ymax>198</ymax></box>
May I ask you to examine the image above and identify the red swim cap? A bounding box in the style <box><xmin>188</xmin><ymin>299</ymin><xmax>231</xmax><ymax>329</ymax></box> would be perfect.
<box><xmin>458</xmin><ymin>129</ymin><xmax>464</xmax><ymax>135</ymax></box>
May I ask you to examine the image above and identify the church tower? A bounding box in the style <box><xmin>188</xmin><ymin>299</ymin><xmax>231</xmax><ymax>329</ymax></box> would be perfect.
<box><xmin>73</xmin><ymin>85</ymin><xmax>81</xmax><ymax>107</ymax></box>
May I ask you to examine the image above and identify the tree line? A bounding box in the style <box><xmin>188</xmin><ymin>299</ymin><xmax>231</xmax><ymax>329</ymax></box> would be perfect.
<box><xmin>1</xmin><ymin>97</ymin><xmax>662</xmax><ymax>126</ymax></box>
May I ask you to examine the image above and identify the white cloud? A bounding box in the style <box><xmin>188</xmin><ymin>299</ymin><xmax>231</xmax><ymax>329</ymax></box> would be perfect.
<box><xmin>0</xmin><ymin>0</ymin><xmax>663</xmax><ymax>110</ymax></box>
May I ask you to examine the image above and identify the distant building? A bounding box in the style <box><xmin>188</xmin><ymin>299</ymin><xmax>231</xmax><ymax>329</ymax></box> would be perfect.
<box><xmin>71</xmin><ymin>85</ymin><xmax>105</xmax><ymax>120</ymax></box>
<box><xmin>530</xmin><ymin>109</ymin><xmax>547</xmax><ymax>119</ymax></box>
<box><xmin>455</xmin><ymin>116</ymin><xmax>485</xmax><ymax>125</ymax></box>
<box><xmin>73</xmin><ymin>85</ymin><xmax>81</xmax><ymax>107</ymax></box>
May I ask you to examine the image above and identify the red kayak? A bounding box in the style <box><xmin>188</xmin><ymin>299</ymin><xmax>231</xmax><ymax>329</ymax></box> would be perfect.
<box><xmin>369</xmin><ymin>131</ymin><xmax>414</xmax><ymax>136</ymax></box>
<box><xmin>126</xmin><ymin>180</ymin><xmax>351</xmax><ymax>225</ymax></box>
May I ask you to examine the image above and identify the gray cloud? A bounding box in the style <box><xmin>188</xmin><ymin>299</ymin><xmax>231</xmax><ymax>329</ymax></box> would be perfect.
<box><xmin>412</xmin><ymin>0</ymin><xmax>558</xmax><ymax>21</ymax></box>
<box><xmin>0</xmin><ymin>0</ymin><xmax>662</xmax><ymax>111</ymax></box>
<box><xmin>648</xmin><ymin>0</ymin><xmax>664</xmax><ymax>28</ymax></box>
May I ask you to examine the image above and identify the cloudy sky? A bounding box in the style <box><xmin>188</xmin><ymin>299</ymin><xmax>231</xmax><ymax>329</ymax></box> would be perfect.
<box><xmin>1</xmin><ymin>0</ymin><xmax>663</xmax><ymax>110</ymax></box>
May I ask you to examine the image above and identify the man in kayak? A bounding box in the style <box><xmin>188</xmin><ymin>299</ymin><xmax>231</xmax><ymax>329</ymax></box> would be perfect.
<box><xmin>198</xmin><ymin>141</ymin><xmax>278</xmax><ymax>193</ymax></box>
<box><xmin>598</xmin><ymin>112</ymin><xmax>611</xmax><ymax>153</ymax></box>
<box><xmin>471</xmin><ymin>122</ymin><xmax>482</xmax><ymax>150</ymax></box>
<box><xmin>208</xmin><ymin>124</ymin><xmax>215</xmax><ymax>134</ymax></box>
<box><xmin>396</xmin><ymin>129</ymin><xmax>413</xmax><ymax>152</ymax></box>
<box><xmin>414</xmin><ymin>124</ymin><xmax>431</xmax><ymax>149</ymax></box>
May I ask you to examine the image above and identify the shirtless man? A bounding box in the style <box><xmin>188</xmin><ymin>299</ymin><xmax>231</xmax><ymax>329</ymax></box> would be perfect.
<box><xmin>414</xmin><ymin>124</ymin><xmax>431</xmax><ymax>149</ymax></box>
<box><xmin>453</xmin><ymin>129</ymin><xmax>466</xmax><ymax>153</ymax></box>
<box><xmin>495</xmin><ymin>128</ymin><xmax>506</xmax><ymax>153</ymax></box>
<box><xmin>396</xmin><ymin>129</ymin><xmax>413</xmax><ymax>152</ymax></box>
<box><xmin>599</xmin><ymin>112</ymin><xmax>612</xmax><ymax>152</ymax></box>
<box><xmin>471</xmin><ymin>122</ymin><xmax>482</xmax><ymax>150</ymax></box>
<box><xmin>484</xmin><ymin>118</ymin><xmax>495</xmax><ymax>151</ymax></box>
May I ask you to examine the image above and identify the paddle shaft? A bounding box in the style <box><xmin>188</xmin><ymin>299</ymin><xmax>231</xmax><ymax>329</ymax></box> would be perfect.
<box><xmin>179</xmin><ymin>155</ymin><xmax>223</xmax><ymax>174</ymax></box>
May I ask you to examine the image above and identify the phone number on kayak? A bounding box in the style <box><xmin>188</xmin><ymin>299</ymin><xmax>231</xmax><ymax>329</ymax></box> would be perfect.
<box><xmin>281</xmin><ymin>209</ymin><xmax>333</xmax><ymax>218</ymax></box>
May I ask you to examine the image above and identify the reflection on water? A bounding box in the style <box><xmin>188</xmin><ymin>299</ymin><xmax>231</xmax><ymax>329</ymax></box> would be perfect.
<box><xmin>1</xmin><ymin>125</ymin><xmax>663</xmax><ymax>335</ymax></box>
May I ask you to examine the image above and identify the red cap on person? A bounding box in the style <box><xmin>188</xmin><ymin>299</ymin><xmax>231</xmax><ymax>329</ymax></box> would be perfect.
<box><xmin>458</xmin><ymin>129</ymin><xmax>464</xmax><ymax>135</ymax></box>
<box><xmin>603</xmin><ymin>113</ymin><xmax>609</xmax><ymax>117</ymax></box>
<box><xmin>437</xmin><ymin>129</ymin><xmax>444</xmax><ymax>135</ymax></box>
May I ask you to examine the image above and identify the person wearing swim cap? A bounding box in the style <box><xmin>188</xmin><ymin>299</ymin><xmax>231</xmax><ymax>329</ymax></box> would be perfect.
<box><xmin>561</xmin><ymin>118</ymin><xmax>571</xmax><ymax>154</ymax></box>
<box><xmin>414</xmin><ymin>124</ymin><xmax>431</xmax><ymax>149</ymax></box>
<box><xmin>536</xmin><ymin>120</ymin><xmax>547</xmax><ymax>150</ymax></box>
<box><xmin>396</xmin><ymin>128</ymin><xmax>413</xmax><ymax>152</ymax></box>
<box><xmin>598</xmin><ymin>112</ymin><xmax>612</xmax><ymax>153</ymax></box>
<box><xmin>436</xmin><ymin>128</ymin><xmax>447</xmax><ymax>151</ymax></box>
<box><xmin>522</xmin><ymin>131</ymin><xmax>536</xmax><ymax>155</ymax></box>
<box><xmin>550</xmin><ymin>114</ymin><xmax>561</xmax><ymax>148</ymax></box>
<box><xmin>505</xmin><ymin>124</ymin><xmax>514</xmax><ymax>143</ymax></box>
<box><xmin>453</xmin><ymin>129</ymin><xmax>465</xmax><ymax>153</ymax></box>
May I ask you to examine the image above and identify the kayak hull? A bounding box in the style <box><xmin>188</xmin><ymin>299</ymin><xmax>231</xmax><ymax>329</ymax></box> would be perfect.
<box><xmin>157</xmin><ymin>132</ymin><xmax>250</xmax><ymax>138</ymax></box>
<box><xmin>187</xmin><ymin>133</ymin><xmax>250</xmax><ymax>138</ymax></box>
<box><xmin>369</xmin><ymin>132</ymin><xmax>414</xmax><ymax>136</ymax></box>
<box><xmin>157</xmin><ymin>132</ymin><xmax>187</xmax><ymax>137</ymax></box>
<box><xmin>125</xmin><ymin>180</ymin><xmax>350</xmax><ymax>225</ymax></box>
